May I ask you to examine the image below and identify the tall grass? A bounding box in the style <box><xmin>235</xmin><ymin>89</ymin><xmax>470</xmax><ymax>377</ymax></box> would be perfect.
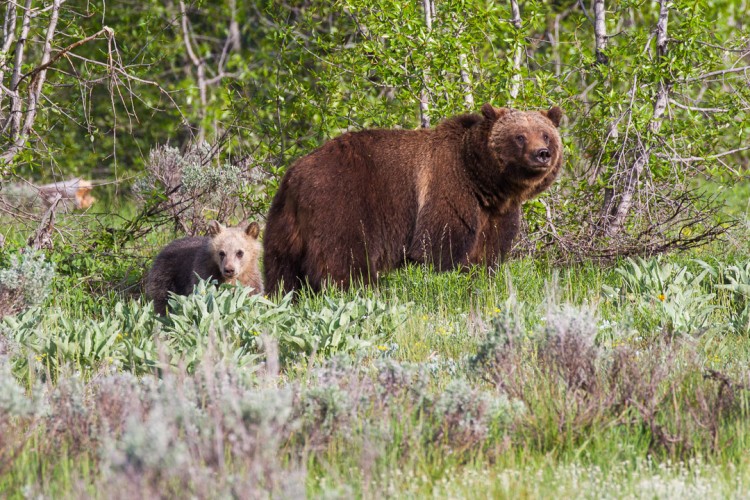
<box><xmin>3</xmin><ymin>244</ymin><xmax>750</xmax><ymax>497</ymax></box>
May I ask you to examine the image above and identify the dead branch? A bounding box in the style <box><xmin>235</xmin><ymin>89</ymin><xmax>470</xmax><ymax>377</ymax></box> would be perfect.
<box><xmin>17</xmin><ymin>26</ymin><xmax>113</xmax><ymax>86</ymax></box>
<box><xmin>27</xmin><ymin>193</ymin><xmax>61</xmax><ymax>250</ymax></box>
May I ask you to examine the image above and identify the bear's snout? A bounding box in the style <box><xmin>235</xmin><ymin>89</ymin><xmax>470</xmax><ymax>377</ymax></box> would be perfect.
<box><xmin>534</xmin><ymin>148</ymin><xmax>551</xmax><ymax>164</ymax></box>
<box><xmin>223</xmin><ymin>267</ymin><xmax>236</xmax><ymax>277</ymax></box>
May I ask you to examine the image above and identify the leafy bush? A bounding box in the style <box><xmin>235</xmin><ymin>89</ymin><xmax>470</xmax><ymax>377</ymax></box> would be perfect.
<box><xmin>0</xmin><ymin>251</ymin><xmax>55</xmax><ymax>319</ymax></box>
<box><xmin>1</xmin><ymin>280</ymin><xmax>410</xmax><ymax>376</ymax></box>
<box><xmin>717</xmin><ymin>262</ymin><xmax>750</xmax><ymax>336</ymax></box>
<box><xmin>603</xmin><ymin>257</ymin><xmax>716</xmax><ymax>337</ymax></box>
<box><xmin>132</xmin><ymin>143</ymin><xmax>259</xmax><ymax>235</ymax></box>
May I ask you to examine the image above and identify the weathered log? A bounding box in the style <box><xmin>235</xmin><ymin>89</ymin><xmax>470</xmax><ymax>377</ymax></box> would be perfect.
<box><xmin>36</xmin><ymin>178</ymin><xmax>96</xmax><ymax>209</ymax></box>
<box><xmin>2</xmin><ymin>178</ymin><xmax>97</xmax><ymax>210</ymax></box>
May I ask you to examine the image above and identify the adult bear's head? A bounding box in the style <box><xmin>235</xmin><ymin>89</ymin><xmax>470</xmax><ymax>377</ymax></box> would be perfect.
<box><xmin>481</xmin><ymin>103</ymin><xmax>563</xmax><ymax>182</ymax></box>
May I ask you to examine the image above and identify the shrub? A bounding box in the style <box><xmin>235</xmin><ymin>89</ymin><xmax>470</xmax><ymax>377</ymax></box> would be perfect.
<box><xmin>0</xmin><ymin>250</ymin><xmax>55</xmax><ymax>319</ymax></box>
<box><xmin>132</xmin><ymin>142</ymin><xmax>256</xmax><ymax>235</ymax></box>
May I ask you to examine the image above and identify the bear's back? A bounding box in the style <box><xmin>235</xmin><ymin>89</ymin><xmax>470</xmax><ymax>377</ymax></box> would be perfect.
<box><xmin>146</xmin><ymin>236</ymin><xmax>215</xmax><ymax>313</ymax></box>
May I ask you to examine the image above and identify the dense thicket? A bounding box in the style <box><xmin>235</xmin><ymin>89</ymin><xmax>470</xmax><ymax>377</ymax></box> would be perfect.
<box><xmin>1</xmin><ymin>0</ymin><xmax>748</xmax><ymax>258</ymax></box>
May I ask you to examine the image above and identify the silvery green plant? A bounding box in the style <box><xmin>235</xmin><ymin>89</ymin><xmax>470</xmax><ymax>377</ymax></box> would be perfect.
<box><xmin>717</xmin><ymin>261</ymin><xmax>750</xmax><ymax>336</ymax></box>
<box><xmin>603</xmin><ymin>257</ymin><xmax>716</xmax><ymax>337</ymax></box>
<box><xmin>133</xmin><ymin>142</ymin><xmax>252</xmax><ymax>235</ymax></box>
<box><xmin>165</xmin><ymin>279</ymin><xmax>409</xmax><ymax>364</ymax></box>
<box><xmin>2</xmin><ymin>276</ymin><xmax>409</xmax><ymax>376</ymax></box>
<box><xmin>432</xmin><ymin>378</ymin><xmax>493</xmax><ymax>444</ymax></box>
<box><xmin>0</xmin><ymin>250</ymin><xmax>55</xmax><ymax>318</ymax></box>
<box><xmin>3</xmin><ymin>299</ymin><xmax>159</xmax><ymax>375</ymax></box>
<box><xmin>0</xmin><ymin>356</ymin><xmax>39</xmax><ymax>417</ymax></box>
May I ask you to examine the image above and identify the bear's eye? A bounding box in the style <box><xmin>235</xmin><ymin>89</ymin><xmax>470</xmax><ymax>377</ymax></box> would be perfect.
<box><xmin>515</xmin><ymin>134</ymin><xmax>525</xmax><ymax>144</ymax></box>
<box><xmin>236</xmin><ymin>250</ymin><xmax>244</xmax><ymax>258</ymax></box>
<box><xmin>219</xmin><ymin>251</ymin><xmax>226</xmax><ymax>258</ymax></box>
<box><xmin>543</xmin><ymin>133</ymin><xmax>549</xmax><ymax>143</ymax></box>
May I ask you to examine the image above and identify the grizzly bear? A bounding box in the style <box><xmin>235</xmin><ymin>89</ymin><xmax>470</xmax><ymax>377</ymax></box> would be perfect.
<box><xmin>146</xmin><ymin>221</ymin><xmax>264</xmax><ymax>315</ymax></box>
<box><xmin>263</xmin><ymin>103</ymin><xmax>563</xmax><ymax>295</ymax></box>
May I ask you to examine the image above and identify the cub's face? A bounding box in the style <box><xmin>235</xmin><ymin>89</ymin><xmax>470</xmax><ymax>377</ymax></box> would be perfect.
<box><xmin>483</xmin><ymin>104</ymin><xmax>563</xmax><ymax>180</ymax></box>
<box><xmin>207</xmin><ymin>221</ymin><xmax>261</xmax><ymax>281</ymax></box>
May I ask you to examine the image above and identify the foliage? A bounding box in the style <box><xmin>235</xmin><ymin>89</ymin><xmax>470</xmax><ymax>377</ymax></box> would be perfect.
<box><xmin>4</xmin><ymin>257</ymin><xmax>750</xmax><ymax>496</ymax></box>
<box><xmin>0</xmin><ymin>279</ymin><xmax>409</xmax><ymax>377</ymax></box>
<box><xmin>603</xmin><ymin>257</ymin><xmax>718</xmax><ymax>337</ymax></box>
<box><xmin>2</xmin><ymin>0</ymin><xmax>748</xmax><ymax>258</ymax></box>
<box><xmin>132</xmin><ymin>143</ymin><xmax>262</xmax><ymax>235</ymax></box>
<box><xmin>0</xmin><ymin>251</ymin><xmax>55</xmax><ymax>319</ymax></box>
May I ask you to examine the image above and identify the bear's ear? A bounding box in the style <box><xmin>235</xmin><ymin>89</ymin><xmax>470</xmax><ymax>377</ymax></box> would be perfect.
<box><xmin>544</xmin><ymin>106</ymin><xmax>563</xmax><ymax>128</ymax></box>
<box><xmin>481</xmin><ymin>103</ymin><xmax>507</xmax><ymax>121</ymax></box>
<box><xmin>207</xmin><ymin>220</ymin><xmax>224</xmax><ymax>237</ymax></box>
<box><xmin>245</xmin><ymin>221</ymin><xmax>260</xmax><ymax>239</ymax></box>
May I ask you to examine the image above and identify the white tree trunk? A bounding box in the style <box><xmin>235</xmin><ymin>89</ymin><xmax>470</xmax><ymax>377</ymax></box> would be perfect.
<box><xmin>459</xmin><ymin>53</ymin><xmax>474</xmax><ymax>108</ymax></box>
<box><xmin>509</xmin><ymin>0</ymin><xmax>523</xmax><ymax>100</ymax></box>
<box><xmin>594</xmin><ymin>0</ymin><xmax>607</xmax><ymax>64</ymax></box>
<box><xmin>420</xmin><ymin>0</ymin><xmax>433</xmax><ymax>128</ymax></box>
<box><xmin>606</xmin><ymin>0</ymin><xmax>671</xmax><ymax>236</ymax></box>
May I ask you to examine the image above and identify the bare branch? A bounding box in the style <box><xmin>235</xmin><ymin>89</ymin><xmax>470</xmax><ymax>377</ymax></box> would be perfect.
<box><xmin>606</xmin><ymin>147</ymin><xmax>650</xmax><ymax>236</ymax></box>
<box><xmin>4</xmin><ymin>0</ymin><xmax>32</xmax><ymax>138</ymax></box>
<box><xmin>605</xmin><ymin>0</ymin><xmax>672</xmax><ymax>236</ymax></box>
<box><xmin>27</xmin><ymin>193</ymin><xmax>61</xmax><ymax>251</ymax></box>
<box><xmin>668</xmin><ymin>99</ymin><xmax>729</xmax><ymax>113</ymax></box>
<box><xmin>649</xmin><ymin>0</ymin><xmax>670</xmax><ymax>134</ymax></box>
<box><xmin>655</xmin><ymin>146</ymin><xmax>750</xmax><ymax>163</ymax></box>
<box><xmin>17</xmin><ymin>26</ymin><xmax>113</xmax><ymax>86</ymax></box>
<box><xmin>683</xmin><ymin>65</ymin><xmax>750</xmax><ymax>83</ymax></box>
<box><xmin>179</xmin><ymin>0</ymin><xmax>207</xmax><ymax>140</ymax></box>
<box><xmin>0</xmin><ymin>2</ymin><xmax>18</xmax><ymax>96</ymax></box>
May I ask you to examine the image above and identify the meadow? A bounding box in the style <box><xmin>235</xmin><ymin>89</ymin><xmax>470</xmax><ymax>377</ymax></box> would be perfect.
<box><xmin>0</xmin><ymin>180</ymin><xmax>748</xmax><ymax>498</ymax></box>
<box><xmin>1</xmin><ymin>0</ymin><xmax>750</xmax><ymax>497</ymax></box>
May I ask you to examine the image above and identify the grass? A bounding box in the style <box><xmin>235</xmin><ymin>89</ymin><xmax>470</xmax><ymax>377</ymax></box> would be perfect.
<box><xmin>1</xmin><ymin>182</ymin><xmax>750</xmax><ymax>498</ymax></box>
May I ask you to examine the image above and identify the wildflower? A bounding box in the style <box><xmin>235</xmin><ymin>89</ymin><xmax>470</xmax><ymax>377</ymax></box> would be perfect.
<box><xmin>657</xmin><ymin>293</ymin><xmax>666</xmax><ymax>301</ymax></box>
<box><xmin>377</xmin><ymin>345</ymin><xmax>388</xmax><ymax>351</ymax></box>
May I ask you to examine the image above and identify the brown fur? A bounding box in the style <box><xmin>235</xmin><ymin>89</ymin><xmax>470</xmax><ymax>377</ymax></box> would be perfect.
<box><xmin>146</xmin><ymin>221</ymin><xmax>263</xmax><ymax>315</ymax></box>
<box><xmin>264</xmin><ymin>103</ymin><xmax>563</xmax><ymax>295</ymax></box>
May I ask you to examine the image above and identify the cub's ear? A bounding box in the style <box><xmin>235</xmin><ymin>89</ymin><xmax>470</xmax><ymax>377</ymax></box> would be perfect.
<box><xmin>481</xmin><ymin>103</ymin><xmax>508</xmax><ymax>121</ymax></box>
<box><xmin>207</xmin><ymin>220</ymin><xmax>224</xmax><ymax>236</ymax></box>
<box><xmin>245</xmin><ymin>221</ymin><xmax>260</xmax><ymax>239</ymax></box>
<box><xmin>544</xmin><ymin>106</ymin><xmax>563</xmax><ymax>128</ymax></box>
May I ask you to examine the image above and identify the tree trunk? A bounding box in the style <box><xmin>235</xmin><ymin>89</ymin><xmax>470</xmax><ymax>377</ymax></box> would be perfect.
<box><xmin>509</xmin><ymin>0</ymin><xmax>523</xmax><ymax>100</ymax></box>
<box><xmin>420</xmin><ymin>0</ymin><xmax>434</xmax><ymax>128</ymax></box>
<box><xmin>605</xmin><ymin>0</ymin><xmax>671</xmax><ymax>236</ymax></box>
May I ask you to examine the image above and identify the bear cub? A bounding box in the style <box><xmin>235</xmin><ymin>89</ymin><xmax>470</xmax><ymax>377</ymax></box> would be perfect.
<box><xmin>146</xmin><ymin>221</ymin><xmax>263</xmax><ymax>315</ymax></box>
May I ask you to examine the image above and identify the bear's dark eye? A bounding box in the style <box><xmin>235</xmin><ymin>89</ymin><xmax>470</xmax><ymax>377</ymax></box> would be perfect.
<box><xmin>219</xmin><ymin>251</ymin><xmax>226</xmax><ymax>258</ymax></box>
<box><xmin>516</xmin><ymin>134</ymin><xmax>525</xmax><ymax>144</ymax></box>
<box><xmin>543</xmin><ymin>133</ymin><xmax>549</xmax><ymax>143</ymax></box>
<box><xmin>236</xmin><ymin>250</ymin><xmax>244</xmax><ymax>258</ymax></box>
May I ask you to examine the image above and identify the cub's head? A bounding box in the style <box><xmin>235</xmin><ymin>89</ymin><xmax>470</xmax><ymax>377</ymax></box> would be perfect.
<box><xmin>481</xmin><ymin>103</ymin><xmax>563</xmax><ymax>181</ymax></box>
<box><xmin>207</xmin><ymin>220</ymin><xmax>261</xmax><ymax>282</ymax></box>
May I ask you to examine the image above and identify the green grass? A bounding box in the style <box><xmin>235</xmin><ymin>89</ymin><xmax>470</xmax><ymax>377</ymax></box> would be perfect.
<box><xmin>2</xmin><ymin>183</ymin><xmax>750</xmax><ymax>498</ymax></box>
